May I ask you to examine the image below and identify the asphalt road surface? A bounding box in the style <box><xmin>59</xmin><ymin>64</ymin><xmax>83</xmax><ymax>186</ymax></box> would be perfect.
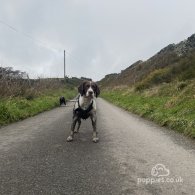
<box><xmin>0</xmin><ymin>98</ymin><xmax>195</xmax><ymax>195</ymax></box>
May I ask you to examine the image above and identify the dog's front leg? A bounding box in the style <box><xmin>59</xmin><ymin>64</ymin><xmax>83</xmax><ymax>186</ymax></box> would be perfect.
<box><xmin>90</xmin><ymin>114</ymin><xmax>99</xmax><ymax>143</ymax></box>
<box><xmin>67</xmin><ymin>116</ymin><xmax>78</xmax><ymax>142</ymax></box>
<box><xmin>74</xmin><ymin>118</ymin><xmax>81</xmax><ymax>133</ymax></box>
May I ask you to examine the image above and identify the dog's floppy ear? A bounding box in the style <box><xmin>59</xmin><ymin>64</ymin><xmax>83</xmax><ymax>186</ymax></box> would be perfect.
<box><xmin>95</xmin><ymin>84</ymin><xmax>100</xmax><ymax>97</ymax></box>
<box><xmin>78</xmin><ymin>82</ymin><xmax>85</xmax><ymax>96</ymax></box>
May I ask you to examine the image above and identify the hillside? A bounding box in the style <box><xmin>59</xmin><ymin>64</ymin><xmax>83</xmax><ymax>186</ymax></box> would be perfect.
<box><xmin>99</xmin><ymin>34</ymin><xmax>195</xmax><ymax>89</ymax></box>
<box><xmin>100</xmin><ymin>34</ymin><xmax>195</xmax><ymax>138</ymax></box>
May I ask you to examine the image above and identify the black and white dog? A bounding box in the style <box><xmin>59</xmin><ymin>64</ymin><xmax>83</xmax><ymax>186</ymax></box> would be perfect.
<box><xmin>67</xmin><ymin>81</ymin><xmax>100</xmax><ymax>143</ymax></box>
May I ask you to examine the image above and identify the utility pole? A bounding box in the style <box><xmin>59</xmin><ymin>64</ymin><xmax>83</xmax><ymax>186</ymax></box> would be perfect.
<box><xmin>64</xmin><ymin>50</ymin><xmax>66</xmax><ymax>81</ymax></box>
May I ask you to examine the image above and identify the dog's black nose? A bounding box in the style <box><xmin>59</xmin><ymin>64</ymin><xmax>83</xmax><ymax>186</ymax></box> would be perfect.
<box><xmin>89</xmin><ymin>91</ymin><xmax>93</xmax><ymax>95</ymax></box>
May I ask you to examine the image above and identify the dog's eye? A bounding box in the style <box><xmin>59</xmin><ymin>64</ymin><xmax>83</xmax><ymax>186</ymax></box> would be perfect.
<box><xmin>86</xmin><ymin>85</ymin><xmax>90</xmax><ymax>88</ymax></box>
<box><xmin>91</xmin><ymin>85</ymin><xmax>96</xmax><ymax>89</ymax></box>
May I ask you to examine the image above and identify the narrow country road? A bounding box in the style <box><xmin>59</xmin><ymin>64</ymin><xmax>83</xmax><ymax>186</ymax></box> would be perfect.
<box><xmin>0</xmin><ymin>98</ymin><xmax>195</xmax><ymax>195</ymax></box>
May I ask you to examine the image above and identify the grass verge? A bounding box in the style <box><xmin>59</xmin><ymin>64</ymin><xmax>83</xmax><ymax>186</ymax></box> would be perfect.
<box><xmin>0</xmin><ymin>88</ymin><xmax>76</xmax><ymax>127</ymax></box>
<box><xmin>101</xmin><ymin>81</ymin><xmax>195</xmax><ymax>138</ymax></box>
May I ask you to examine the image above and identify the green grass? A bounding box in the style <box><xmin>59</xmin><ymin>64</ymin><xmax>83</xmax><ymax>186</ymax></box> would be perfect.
<box><xmin>134</xmin><ymin>51</ymin><xmax>195</xmax><ymax>91</ymax></box>
<box><xmin>0</xmin><ymin>88</ymin><xmax>76</xmax><ymax>127</ymax></box>
<box><xmin>101</xmin><ymin>80</ymin><xmax>195</xmax><ymax>138</ymax></box>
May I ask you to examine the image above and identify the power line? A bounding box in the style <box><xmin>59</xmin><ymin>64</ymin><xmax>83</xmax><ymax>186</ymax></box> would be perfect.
<box><xmin>0</xmin><ymin>19</ymin><xmax>81</xmax><ymax>63</ymax></box>
<box><xmin>0</xmin><ymin>19</ymin><xmax>59</xmax><ymax>53</ymax></box>
<box><xmin>65</xmin><ymin>50</ymin><xmax>82</xmax><ymax>63</ymax></box>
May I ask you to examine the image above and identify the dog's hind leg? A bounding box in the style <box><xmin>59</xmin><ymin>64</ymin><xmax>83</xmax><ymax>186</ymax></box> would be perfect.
<box><xmin>67</xmin><ymin>116</ymin><xmax>78</xmax><ymax>142</ymax></box>
<box><xmin>90</xmin><ymin>114</ymin><xmax>99</xmax><ymax>143</ymax></box>
<box><xmin>74</xmin><ymin>119</ymin><xmax>81</xmax><ymax>133</ymax></box>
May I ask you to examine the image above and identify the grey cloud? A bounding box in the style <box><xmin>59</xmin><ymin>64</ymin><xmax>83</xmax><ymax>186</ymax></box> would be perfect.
<box><xmin>0</xmin><ymin>0</ymin><xmax>195</xmax><ymax>80</ymax></box>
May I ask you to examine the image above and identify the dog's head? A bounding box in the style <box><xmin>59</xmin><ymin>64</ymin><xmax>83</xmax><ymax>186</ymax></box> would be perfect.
<box><xmin>78</xmin><ymin>81</ymin><xmax>100</xmax><ymax>98</ymax></box>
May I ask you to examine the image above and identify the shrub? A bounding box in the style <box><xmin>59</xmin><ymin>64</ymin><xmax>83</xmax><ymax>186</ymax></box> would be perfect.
<box><xmin>135</xmin><ymin>68</ymin><xmax>171</xmax><ymax>91</ymax></box>
<box><xmin>177</xmin><ymin>81</ymin><xmax>188</xmax><ymax>91</ymax></box>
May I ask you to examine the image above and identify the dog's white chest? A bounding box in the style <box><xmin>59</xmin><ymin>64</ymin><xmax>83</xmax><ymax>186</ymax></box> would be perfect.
<box><xmin>75</xmin><ymin>96</ymin><xmax>96</xmax><ymax>111</ymax></box>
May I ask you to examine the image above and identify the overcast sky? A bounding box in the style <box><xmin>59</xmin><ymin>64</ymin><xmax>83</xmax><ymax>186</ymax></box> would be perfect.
<box><xmin>0</xmin><ymin>0</ymin><xmax>195</xmax><ymax>81</ymax></box>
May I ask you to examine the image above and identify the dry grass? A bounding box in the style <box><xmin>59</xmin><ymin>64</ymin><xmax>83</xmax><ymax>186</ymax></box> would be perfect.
<box><xmin>0</xmin><ymin>67</ymin><xmax>78</xmax><ymax>126</ymax></box>
<box><xmin>0</xmin><ymin>67</ymin><xmax>70</xmax><ymax>99</ymax></box>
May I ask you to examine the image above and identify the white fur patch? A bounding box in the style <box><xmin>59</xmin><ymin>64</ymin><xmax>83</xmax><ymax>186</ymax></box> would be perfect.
<box><xmin>74</xmin><ymin>95</ymin><xmax>96</xmax><ymax>111</ymax></box>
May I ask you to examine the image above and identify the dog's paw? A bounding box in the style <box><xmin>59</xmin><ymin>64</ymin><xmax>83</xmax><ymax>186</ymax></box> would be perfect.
<box><xmin>67</xmin><ymin>136</ymin><xmax>73</xmax><ymax>142</ymax></box>
<box><xmin>92</xmin><ymin>137</ymin><xmax>99</xmax><ymax>143</ymax></box>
